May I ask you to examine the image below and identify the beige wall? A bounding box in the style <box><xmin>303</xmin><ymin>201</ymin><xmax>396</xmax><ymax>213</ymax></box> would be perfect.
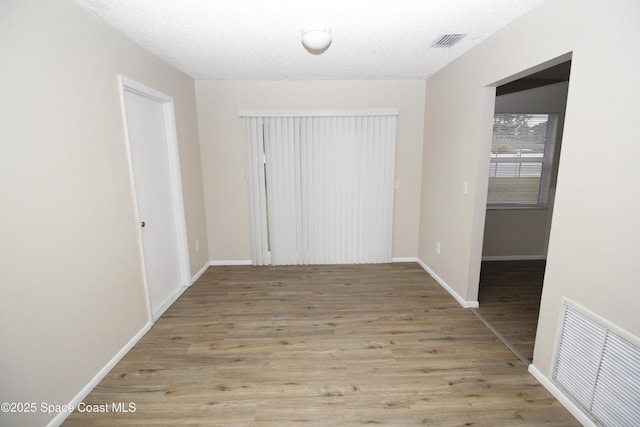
<box><xmin>4</xmin><ymin>0</ymin><xmax>639</xmax><ymax>424</ymax></box>
<box><xmin>196</xmin><ymin>80</ymin><xmax>425</xmax><ymax>262</ymax></box>
<box><xmin>483</xmin><ymin>82</ymin><xmax>569</xmax><ymax>259</ymax></box>
<box><xmin>419</xmin><ymin>0</ymin><xmax>640</xmax><ymax>381</ymax></box>
<box><xmin>483</xmin><ymin>209</ymin><xmax>551</xmax><ymax>258</ymax></box>
<box><xmin>0</xmin><ymin>1</ymin><xmax>207</xmax><ymax>425</ymax></box>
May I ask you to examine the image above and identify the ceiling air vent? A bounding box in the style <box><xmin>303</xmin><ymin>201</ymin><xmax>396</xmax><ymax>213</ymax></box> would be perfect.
<box><xmin>432</xmin><ymin>33</ymin><xmax>466</xmax><ymax>48</ymax></box>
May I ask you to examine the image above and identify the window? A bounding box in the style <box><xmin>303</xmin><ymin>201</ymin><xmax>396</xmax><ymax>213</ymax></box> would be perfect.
<box><xmin>240</xmin><ymin>109</ymin><xmax>398</xmax><ymax>266</ymax></box>
<box><xmin>488</xmin><ymin>113</ymin><xmax>557</xmax><ymax>207</ymax></box>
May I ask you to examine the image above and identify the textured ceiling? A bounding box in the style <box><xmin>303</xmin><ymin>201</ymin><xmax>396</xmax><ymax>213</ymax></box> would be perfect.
<box><xmin>75</xmin><ymin>0</ymin><xmax>543</xmax><ymax>80</ymax></box>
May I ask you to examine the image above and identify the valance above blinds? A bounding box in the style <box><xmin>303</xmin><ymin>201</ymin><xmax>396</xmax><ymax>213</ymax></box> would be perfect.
<box><xmin>240</xmin><ymin>109</ymin><xmax>398</xmax><ymax>266</ymax></box>
<box><xmin>239</xmin><ymin>108</ymin><xmax>399</xmax><ymax>118</ymax></box>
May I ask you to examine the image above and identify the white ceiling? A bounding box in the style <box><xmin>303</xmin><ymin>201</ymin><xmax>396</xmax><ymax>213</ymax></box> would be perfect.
<box><xmin>75</xmin><ymin>0</ymin><xmax>543</xmax><ymax>80</ymax></box>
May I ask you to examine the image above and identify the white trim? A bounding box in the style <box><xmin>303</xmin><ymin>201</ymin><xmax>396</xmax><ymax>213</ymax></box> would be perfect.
<box><xmin>119</xmin><ymin>75</ymin><xmax>191</xmax><ymax>288</ymax></box>
<box><xmin>239</xmin><ymin>108</ymin><xmax>399</xmax><ymax>118</ymax></box>
<box><xmin>118</xmin><ymin>75</ymin><xmax>192</xmax><ymax>319</ymax></box>
<box><xmin>528</xmin><ymin>364</ymin><xmax>596</xmax><ymax>427</ymax></box>
<box><xmin>209</xmin><ymin>260</ymin><xmax>253</xmax><ymax>266</ymax></box>
<box><xmin>118</xmin><ymin>76</ymin><xmax>172</xmax><ymax>101</ymax></box>
<box><xmin>481</xmin><ymin>255</ymin><xmax>546</xmax><ymax>261</ymax></box>
<box><xmin>152</xmin><ymin>263</ymin><xmax>211</xmax><ymax>320</ymax></box>
<box><xmin>210</xmin><ymin>260</ymin><xmax>421</xmax><ymax>266</ymax></box>
<box><xmin>191</xmin><ymin>262</ymin><xmax>209</xmax><ymax>285</ymax></box>
<box><xmin>417</xmin><ymin>259</ymin><xmax>479</xmax><ymax>308</ymax></box>
<box><xmin>392</xmin><ymin>257</ymin><xmax>418</xmax><ymax>263</ymax></box>
<box><xmin>209</xmin><ymin>259</ymin><xmax>421</xmax><ymax>265</ymax></box>
<box><xmin>46</xmin><ymin>321</ymin><xmax>153</xmax><ymax>427</ymax></box>
<box><xmin>161</xmin><ymin>100</ymin><xmax>191</xmax><ymax>287</ymax></box>
<box><xmin>151</xmin><ymin>285</ymin><xmax>187</xmax><ymax>322</ymax></box>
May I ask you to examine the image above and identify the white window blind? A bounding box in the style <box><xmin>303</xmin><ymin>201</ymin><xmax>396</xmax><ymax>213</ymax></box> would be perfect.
<box><xmin>488</xmin><ymin>113</ymin><xmax>557</xmax><ymax>207</ymax></box>
<box><xmin>241</xmin><ymin>109</ymin><xmax>397</xmax><ymax>266</ymax></box>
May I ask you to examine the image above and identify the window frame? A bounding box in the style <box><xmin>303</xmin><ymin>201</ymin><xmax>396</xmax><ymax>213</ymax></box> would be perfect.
<box><xmin>487</xmin><ymin>112</ymin><xmax>558</xmax><ymax>210</ymax></box>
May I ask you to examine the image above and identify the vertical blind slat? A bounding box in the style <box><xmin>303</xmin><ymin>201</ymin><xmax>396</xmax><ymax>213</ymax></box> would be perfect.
<box><xmin>243</xmin><ymin>112</ymin><xmax>396</xmax><ymax>266</ymax></box>
<box><xmin>243</xmin><ymin>117</ymin><xmax>269</xmax><ymax>265</ymax></box>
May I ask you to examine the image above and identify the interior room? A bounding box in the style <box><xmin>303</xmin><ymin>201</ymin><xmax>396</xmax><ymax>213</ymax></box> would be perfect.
<box><xmin>2</xmin><ymin>0</ymin><xmax>639</xmax><ymax>426</ymax></box>
<box><xmin>475</xmin><ymin>62</ymin><xmax>570</xmax><ymax>364</ymax></box>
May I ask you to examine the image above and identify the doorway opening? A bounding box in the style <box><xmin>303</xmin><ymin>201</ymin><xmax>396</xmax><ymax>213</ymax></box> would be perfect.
<box><xmin>475</xmin><ymin>59</ymin><xmax>571</xmax><ymax>364</ymax></box>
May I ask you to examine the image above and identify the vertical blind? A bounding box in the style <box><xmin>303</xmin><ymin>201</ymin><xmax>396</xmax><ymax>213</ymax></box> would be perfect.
<box><xmin>240</xmin><ymin>109</ymin><xmax>398</xmax><ymax>266</ymax></box>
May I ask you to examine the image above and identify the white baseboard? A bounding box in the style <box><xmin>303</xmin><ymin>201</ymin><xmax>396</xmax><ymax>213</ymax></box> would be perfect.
<box><xmin>392</xmin><ymin>257</ymin><xmax>418</xmax><ymax>263</ymax></box>
<box><xmin>482</xmin><ymin>255</ymin><xmax>546</xmax><ymax>261</ymax></box>
<box><xmin>211</xmin><ymin>259</ymin><xmax>420</xmax><ymax>265</ymax></box>
<box><xmin>48</xmin><ymin>263</ymin><xmax>210</xmax><ymax>426</ymax></box>
<box><xmin>152</xmin><ymin>285</ymin><xmax>188</xmax><ymax>321</ymax></box>
<box><xmin>47</xmin><ymin>321</ymin><xmax>153</xmax><ymax>427</ymax></box>
<box><xmin>191</xmin><ymin>262</ymin><xmax>209</xmax><ymax>285</ymax></box>
<box><xmin>528</xmin><ymin>364</ymin><xmax>595</xmax><ymax>427</ymax></box>
<box><xmin>416</xmin><ymin>259</ymin><xmax>479</xmax><ymax>308</ymax></box>
<box><xmin>209</xmin><ymin>260</ymin><xmax>252</xmax><ymax>266</ymax></box>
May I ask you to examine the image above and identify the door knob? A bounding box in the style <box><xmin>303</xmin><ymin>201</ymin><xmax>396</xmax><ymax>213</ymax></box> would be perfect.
<box><xmin>140</xmin><ymin>221</ymin><xmax>146</xmax><ymax>228</ymax></box>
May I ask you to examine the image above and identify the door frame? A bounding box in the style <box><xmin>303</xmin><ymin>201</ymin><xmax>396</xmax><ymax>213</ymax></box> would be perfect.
<box><xmin>118</xmin><ymin>75</ymin><xmax>190</xmax><ymax>321</ymax></box>
<box><xmin>469</xmin><ymin>52</ymin><xmax>573</xmax><ymax>304</ymax></box>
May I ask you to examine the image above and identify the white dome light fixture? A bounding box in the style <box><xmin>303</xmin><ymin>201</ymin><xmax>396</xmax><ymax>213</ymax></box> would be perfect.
<box><xmin>302</xmin><ymin>24</ymin><xmax>331</xmax><ymax>53</ymax></box>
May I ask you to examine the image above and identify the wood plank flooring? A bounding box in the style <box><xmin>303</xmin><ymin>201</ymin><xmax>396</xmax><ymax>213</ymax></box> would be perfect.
<box><xmin>63</xmin><ymin>263</ymin><xmax>577</xmax><ymax>426</ymax></box>
<box><xmin>476</xmin><ymin>261</ymin><xmax>546</xmax><ymax>363</ymax></box>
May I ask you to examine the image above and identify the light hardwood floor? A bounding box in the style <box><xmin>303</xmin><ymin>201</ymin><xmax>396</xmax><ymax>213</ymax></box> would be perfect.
<box><xmin>63</xmin><ymin>263</ymin><xmax>577</xmax><ymax>426</ymax></box>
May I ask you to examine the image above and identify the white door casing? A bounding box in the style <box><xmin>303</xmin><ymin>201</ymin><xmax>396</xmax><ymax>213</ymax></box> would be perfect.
<box><xmin>119</xmin><ymin>76</ymin><xmax>190</xmax><ymax>321</ymax></box>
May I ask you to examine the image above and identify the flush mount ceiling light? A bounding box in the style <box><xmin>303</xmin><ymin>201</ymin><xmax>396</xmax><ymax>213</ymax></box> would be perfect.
<box><xmin>301</xmin><ymin>24</ymin><xmax>331</xmax><ymax>52</ymax></box>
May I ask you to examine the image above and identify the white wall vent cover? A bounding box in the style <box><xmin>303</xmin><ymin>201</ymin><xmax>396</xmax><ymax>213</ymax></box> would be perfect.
<box><xmin>553</xmin><ymin>303</ymin><xmax>640</xmax><ymax>426</ymax></box>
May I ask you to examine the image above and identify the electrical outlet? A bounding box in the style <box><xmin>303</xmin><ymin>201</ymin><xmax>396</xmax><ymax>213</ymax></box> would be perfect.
<box><xmin>436</xmin><ymin>241</ymin><xmax>441</xmax><ymax>255</ymax></box>
<box><xmin>462</xmin><ymin>181</ymin><xmax>468</xmax><ymax>194</ymax></box>
<box><xmin>195</xmin><ymin>240</ymin><xmax>200</xmax><ymax>252</ymax></box>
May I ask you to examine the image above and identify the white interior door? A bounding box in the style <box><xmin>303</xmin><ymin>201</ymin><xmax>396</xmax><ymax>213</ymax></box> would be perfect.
<box><xmin>120</xmin><ymin>77</ymin><xmax>189</xmax><ymax>320</ymax></box>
